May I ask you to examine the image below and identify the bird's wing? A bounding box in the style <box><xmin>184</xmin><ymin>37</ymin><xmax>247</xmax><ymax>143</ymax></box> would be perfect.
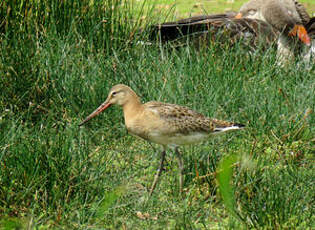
<box><xmin>293</xmin><ymin>0</ymin><xmax>310</xmax><ymax>25</ymax></box>
<box><xmin>145</xmin><ymin>102</ymin><xmax>213</xmax><ymax>135</ymax></box>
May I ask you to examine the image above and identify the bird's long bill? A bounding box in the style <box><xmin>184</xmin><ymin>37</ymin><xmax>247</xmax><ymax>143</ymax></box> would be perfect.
<box><xmin>289</xmin><ymin>25</ymin><xmax>311</xmax><ymax>45</ymax></box>
<box><xmin>235</xmin><ymin>13</ymin><xmax>242</xmax><ymax>19</ymax></box>
<box><xmin>79</xmin><ymin>102</ymin><xmax>111</xmax><ymax>126</ymax></box>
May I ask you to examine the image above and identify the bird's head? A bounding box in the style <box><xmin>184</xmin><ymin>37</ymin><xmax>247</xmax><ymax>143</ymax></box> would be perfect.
<box><xmin>235</xmin><ymin>0</ymin><xmax>263</xmax><ymax>19</ymax></box>
<box><xmin>105</xmin><ymin>84</ymin><xmax>134</xmax><ymax>106</ymax></box>
<box><xmin>79</xmin><ymin>84</ymin><xmax>135</xmax><ymax>126</ymax></box>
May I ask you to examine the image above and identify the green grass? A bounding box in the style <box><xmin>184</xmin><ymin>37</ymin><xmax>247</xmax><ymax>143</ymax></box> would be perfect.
<box><xmin>0</xmin><ymin>0</ymin><xmax>314</xmax><ymax>229</ymax></box>
<box><xmin>139</xmin><ymin>0</ymin><xmax>315</xmax><ymax>19</ymax></box>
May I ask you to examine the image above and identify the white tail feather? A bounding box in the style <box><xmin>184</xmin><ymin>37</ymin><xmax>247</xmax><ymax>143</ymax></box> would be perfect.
<box><xmin>214</xmin><ymin>125</ymin><xmax>244</xmax><ymax>133</ymax></box>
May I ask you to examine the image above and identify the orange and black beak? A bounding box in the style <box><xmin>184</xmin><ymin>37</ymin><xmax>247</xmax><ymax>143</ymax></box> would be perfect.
<box><xmin>79</xmin><ymin>101</ymin><xmax>111</xmax><ymax>126</ymax></box>
<box><xmin>235</xmin><ymin>13</ymin><xmax>242</xmax><ymax>19</ymax></box>
<box><xmin>289</xmin><ymin>24</ymin><xmax>311</xmax><ymax>45</ymax></box>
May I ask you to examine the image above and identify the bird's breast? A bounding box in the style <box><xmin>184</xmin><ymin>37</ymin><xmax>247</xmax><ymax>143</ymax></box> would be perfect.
<box><xmin>124</xmin><ymin>113</ymin><xmax>161</xmax><ymax>141</ymax></box>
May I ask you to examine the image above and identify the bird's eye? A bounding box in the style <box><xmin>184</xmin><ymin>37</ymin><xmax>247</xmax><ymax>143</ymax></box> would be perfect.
<box><xmin>248</xmin><ymin>9</ymin><xmax>256</xmax><ymax>15</ymax></box>
<box><xmin>112</xmin><ymin>92</ymin><xmax>117</xmax><ymax>96</ymax></box>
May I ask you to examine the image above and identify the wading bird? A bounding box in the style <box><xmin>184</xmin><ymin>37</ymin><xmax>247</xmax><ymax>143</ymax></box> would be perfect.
<box><xmin>79</xmin><ymin>84</ymin><xmax>245</xmax><ymax>195</ymax></box>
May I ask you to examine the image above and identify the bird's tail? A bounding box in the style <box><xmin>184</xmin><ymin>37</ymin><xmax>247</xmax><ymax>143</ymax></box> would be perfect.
<box><xmin>213</xmin><ymin>122</ymin><xmax>245</xmax><ymax>133</ymax></box>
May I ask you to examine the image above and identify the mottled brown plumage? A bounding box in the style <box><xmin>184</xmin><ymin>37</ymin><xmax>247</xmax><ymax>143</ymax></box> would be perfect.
<box><xmin>80</xmin><ymin>84</ymin><xmax>244</xmax><ymax>195</ymax></box>
<box><xmin>143</xmin><ymin>102</ymin><xmax>236</xmax><ymax>134</ymax></box>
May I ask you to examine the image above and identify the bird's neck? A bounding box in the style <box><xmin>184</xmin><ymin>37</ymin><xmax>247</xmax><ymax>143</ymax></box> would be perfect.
<box><xmin>122</xmin><ymin>93</ymin><xmax>143</xmax><ymax>121</ymax></box>
<box><xmin>263</xmin><ymin>1</ymin><xmax>298</xmax><ymax>31</ymax></box>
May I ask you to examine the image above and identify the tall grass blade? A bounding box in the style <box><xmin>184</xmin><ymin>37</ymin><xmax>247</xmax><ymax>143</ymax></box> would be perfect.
<box><xmin>217</xmin><ymin>154</ymin><xmax>243</xmax><ymax>223</ymax></box>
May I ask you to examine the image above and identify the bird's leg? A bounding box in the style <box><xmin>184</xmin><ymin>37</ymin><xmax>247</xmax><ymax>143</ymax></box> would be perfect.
<box><xmin>174</xmin><ymin>147</ymin><xmax>184</xmax><ymax>194</ymax></box>
<box><xmin>149</xmin><ymin>142</ymin><xmax>170</xmax><ymax>167</ymax></box>
<box><xmin>149</xmin><ymin>150</ymin><xmax>166</xmax><ymax>196</ymax></box>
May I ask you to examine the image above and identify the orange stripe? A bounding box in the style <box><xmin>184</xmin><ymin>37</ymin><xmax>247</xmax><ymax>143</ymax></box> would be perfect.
<box><xmin>289</xmin><ymin>25</ymin><xmax>311</xmax><ymax>45</ymax></box>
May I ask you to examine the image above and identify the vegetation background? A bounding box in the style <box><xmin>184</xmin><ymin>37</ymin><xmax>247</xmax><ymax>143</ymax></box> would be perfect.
<box><xmin>0</xmin><ymin>0</ymin><xmax>314</xmax><ymax>229</ymax></box>
<box><xmin>142</xmin><ymin>0</ymin><xmax>315</xmax><ymax>18</ymax></box>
